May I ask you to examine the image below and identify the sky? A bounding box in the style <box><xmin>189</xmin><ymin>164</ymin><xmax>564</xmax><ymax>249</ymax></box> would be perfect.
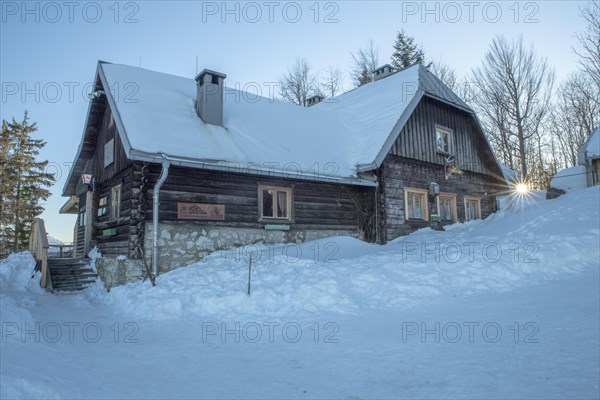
<box><xmin>0</xmin><ymin>0</ymin><xmax>590</xmax><ymax>242</ymax></box>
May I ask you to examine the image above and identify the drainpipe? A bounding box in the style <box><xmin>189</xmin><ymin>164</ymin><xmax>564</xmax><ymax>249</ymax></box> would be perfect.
<box><xmin>152</xmin><ymin>157</ymin><xmax>170</xmax><ymax>279</ymax></box>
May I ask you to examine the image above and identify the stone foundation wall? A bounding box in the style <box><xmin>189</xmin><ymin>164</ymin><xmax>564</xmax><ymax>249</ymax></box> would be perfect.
<box><xmin>95</xmin><ymin>258</ymin><xmax>147</xmax><ymax>290</ymax></box>
<box><xmin>144</xmin><ymin>223</ymin><xmax>361</xmax><ymax>273</ymax></box>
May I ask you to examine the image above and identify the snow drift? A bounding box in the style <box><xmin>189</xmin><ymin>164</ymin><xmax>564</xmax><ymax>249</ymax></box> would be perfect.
<box><xmin>101</xmin><ymin>187</ymin><xmax>600</xmax><ymax>321</ymax></box>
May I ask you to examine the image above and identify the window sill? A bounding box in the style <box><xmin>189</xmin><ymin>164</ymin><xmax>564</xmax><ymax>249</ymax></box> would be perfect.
<box><xmin>259</xmin><ymin>218</ymin><xmax>293</xmax><ymax>223</ymax></box>
<box><xmin>264</xmin><ymin>224</ymin><xmax>291</xmax><ymax>231</ymax></box>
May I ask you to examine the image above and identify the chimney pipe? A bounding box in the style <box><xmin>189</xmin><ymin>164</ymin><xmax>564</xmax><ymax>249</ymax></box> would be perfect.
<box><xmin>195</xmin><ymin>69</ymin><xmax>227</xmax><ymax>126</ymax></box>
<box><xmin>372</xmin><ymin>64</ymin><xmax>397</xmax><ymax>81</ymax></box>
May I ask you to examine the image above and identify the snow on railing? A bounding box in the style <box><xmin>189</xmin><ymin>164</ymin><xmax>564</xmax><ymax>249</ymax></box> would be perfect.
<box><xmin>28</xmin><ymin>218</ymin><xmax>50</xmax><ymax>288</ymax></box>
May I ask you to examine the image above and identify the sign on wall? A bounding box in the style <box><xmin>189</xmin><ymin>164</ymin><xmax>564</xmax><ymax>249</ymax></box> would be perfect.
<box><xmin>177</xmin><ymin>203</ymin><xmax>225</xmax><ymax>221</ymax></box>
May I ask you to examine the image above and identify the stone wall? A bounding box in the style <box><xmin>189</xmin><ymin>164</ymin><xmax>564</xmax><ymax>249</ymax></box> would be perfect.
<box><xmin>143</xmin><ymin>223</ymin><xmax>361</xmax><ymax>274</ymax></box>
<box><xmin>95</xmin><ymin>258</ymin><xmax>147</xmax><ymax>290</ymax></box>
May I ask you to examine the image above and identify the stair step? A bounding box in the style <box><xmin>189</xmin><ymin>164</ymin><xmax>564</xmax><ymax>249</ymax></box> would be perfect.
<box><xmin>48</xmin><ymin>257</ymin><xmax>87</xmax><ymax>264</ymax></box>
<box><xmin>49</xmin><ymin>262</ymin><xmax>90</xmax><ymax>268</ymax></box>
<box><xmin>52</xmin><ymin>276</ymin><xmax>98</xmax><ymax>282</ymax></box>
<box><xmin>47</xmin><ymin>257</ymin><xmax>98</xmax><ymax>292</ymax></box>
<box><xmin>54</xmin><ymin>286</ymin><xmax>91</xmax><ymax>292</ymax></box>
<box><xmin>50</xmin><ymin>268</ymin><xmax>95</xmax><ymax>274</ymax></box>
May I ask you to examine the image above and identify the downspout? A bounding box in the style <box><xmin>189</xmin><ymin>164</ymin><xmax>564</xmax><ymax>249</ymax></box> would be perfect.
<box><xmin>375</xmin><ymin>180</ymin><xmax>380</xmax><ymax>244</ymax></box>
<box><xmin>152</xmin><ymin>157</ymin><xmax>171</xmax><ymax>279</ymax></box>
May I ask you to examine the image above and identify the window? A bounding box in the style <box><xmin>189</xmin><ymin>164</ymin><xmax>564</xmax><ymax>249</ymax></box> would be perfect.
<box><xmin>110</xmin><ymin>185</ymin><xmax>121</xmax><ymax>219</ymax></box>
<box><xmin>104</xmin><ymin>139</ymin><xmax>115</xmax><ymax>167</ymax></box>
<box><xmin>78</xmin><ymin>211</ymin><xmax>86</xmax><ymax>227</ymax></box>
<box><xmin>259</xmin><ymin>185</ymin><xmax>292</xmax><ymax>221</ymax></box>
<box><xmin>437</xmin><ymin>193</ymin><xmax>457</xmax><ymax>222</ymax></box>
<box><xmin>404</xmin><ymin>188</ymin><xmax>429</xmax><ymax>221</ymax></box>
<box><xmin>435</xmin><ymin>125</ymin><xmax>452</xmax><ymax>154</ymax></box>
<box><xmin>464</xmin><ymin>196</ymin><xmax>481</xmax><ymax>221</ymax></box>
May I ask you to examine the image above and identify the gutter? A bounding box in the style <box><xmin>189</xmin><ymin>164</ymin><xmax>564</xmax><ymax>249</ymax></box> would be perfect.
<box><xmin>129</xmin><ymin>149</ymin><xmax>378</xmax><ymax>188</ymax></box>
<box><xmin>356</xmin><ymin>162</ymin><xmax>378</xmax><ymax>173</ymax></box>
<box><xmin>152</xmin><ymin>156</ymin><xmax>170</xmax><ymax>279</ymax></box>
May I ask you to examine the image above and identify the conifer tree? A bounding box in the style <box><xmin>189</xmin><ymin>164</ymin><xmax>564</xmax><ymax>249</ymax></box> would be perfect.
<box><xmin>0</xmin><ymin>112</ymin><xmax>54</xmax><ymax>258</ymax></box>
<box><xmin>390</xmin><ymin>29</ymin><xmax>427</xmax><ymax>68</ymax></box>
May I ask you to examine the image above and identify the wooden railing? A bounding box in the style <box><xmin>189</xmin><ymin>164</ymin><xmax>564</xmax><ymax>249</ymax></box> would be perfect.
<box><xmin>29</xmin><ymin>218</ymin><xmax>50</xmax><ymax>288</ymax></box>
<box><xmin>48</xmin><ymin>244</ymin><xmax>74</xmax><ymax>258</ymax></box>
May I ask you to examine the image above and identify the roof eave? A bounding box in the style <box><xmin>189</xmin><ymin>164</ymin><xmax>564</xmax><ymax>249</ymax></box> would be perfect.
<box><xmin>61</xmin><ymin>63</ymin><xmax>104</xmax><ymax>197</ymax></box>
<box><xmin>129</xmin><ymin>149</ymin><xmax>378</xmax><ymax>187</ymax></box>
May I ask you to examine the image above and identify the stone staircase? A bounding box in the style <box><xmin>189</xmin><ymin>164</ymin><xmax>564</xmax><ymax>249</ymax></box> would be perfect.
<box><xmin>48</xmin><ymin>258</ymin><xmax>98</xmax><ymax>292</ymax></box>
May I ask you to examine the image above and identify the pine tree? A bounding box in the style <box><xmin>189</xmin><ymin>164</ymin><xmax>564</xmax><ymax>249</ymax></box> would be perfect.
<box><xmin>0</xmin><ymin>112</ymin><xmax>54</xmax><ymax>258</ymax></box>
<box><xmin>0</xmin><ymin>121</ymin><xmax>13</xmax><ymax>257</ymax></box>
<box><xmin>390</xmin><ymin>29</ymin><xmax>427</xmax><ymax>69</ymax></box>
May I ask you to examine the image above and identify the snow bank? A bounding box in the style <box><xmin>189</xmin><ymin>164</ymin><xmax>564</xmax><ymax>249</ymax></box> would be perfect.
<box><xmin>101</xmin><ymin>187</ymin><xmax>600</xmax><ymax>321</ymax></box>
<box><xmin>0</xmin><ymin>251</ymin><xmax>44</xmax><ymax>293</ymax></box>
<box><xmin>0</xmin><ymin>252</ymin><xmax>45</xmax><ymax>342</ymax></box>
<box><xmin>550</xmin><ymin>165</ymin><xmax>588</xmax><ymax>191</ymax></box>
<box><xmin>0</xmin><ymin>376</ymin><xmax>61</xmax><ymax>400</ymax></box>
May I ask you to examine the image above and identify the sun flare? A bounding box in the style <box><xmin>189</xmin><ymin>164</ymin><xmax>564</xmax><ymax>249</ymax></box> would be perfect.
<box><xmin>515</xmin><ymin>183</ymin><xmax>529</xmax><ymax>194</ymax></box>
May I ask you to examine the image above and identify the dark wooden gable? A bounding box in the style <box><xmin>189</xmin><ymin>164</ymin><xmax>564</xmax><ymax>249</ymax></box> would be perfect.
<box><xmin>389</xmin><ymin>96</ymin><xmax>500</xmax><ymax>176</ymax></box>
<box><xmin>91</xmin><ymin>104</ymin><xmax>130</xmax><ymax>184</ymax></box>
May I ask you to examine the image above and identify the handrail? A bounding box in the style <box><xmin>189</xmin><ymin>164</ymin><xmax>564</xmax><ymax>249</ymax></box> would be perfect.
<box><xmin>48</xmin><ymin>243</ymin><xmax>74</xmax><ymax>258</ymax></box>
<box><xmin>28</xmin><ymin>218</ymin><xmax>50</xmax><ymax>288</ymax></box>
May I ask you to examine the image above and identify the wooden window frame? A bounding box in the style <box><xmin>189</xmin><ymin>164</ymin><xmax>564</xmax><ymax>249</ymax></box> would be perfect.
<box><xmin>435</xmin><ymin>125</ymin><xmax>453</xmax><ymax>155</ymax></box>
<box><xmin>110</xmin><ymin>185</ymin><xmax>122</xmax><ymax>220</ymax></box>
<box><xmin>437</xmin><ymin>192</ymin><xmax>458</xmax><ymax>222</ymax></box>
<box><xmin>258</xmin><ymin>185</ymin><xmax>293</xmax><ymax>222</ymax></box>
<box><xmin>464</xmin><ymin>195</ymin><xmax>482</xmax><ymax>221</ymax></box>
<box><xmin>404</xmin><ymin>187</ymin><xmax>429</xmax><ymax>221</ymax></box>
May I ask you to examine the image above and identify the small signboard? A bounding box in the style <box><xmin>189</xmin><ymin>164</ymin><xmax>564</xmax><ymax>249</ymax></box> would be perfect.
<box><xmin>177</xmin><ymin>203</ymin><xmax>225</xmax><ymax>221</ymax></box>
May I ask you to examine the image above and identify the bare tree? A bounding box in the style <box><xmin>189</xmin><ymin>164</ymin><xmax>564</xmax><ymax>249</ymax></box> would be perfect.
<box><xmin>321</xmin><ymin>65</ymin><xmax>345</xmax><ymax>98</ymax></box>
<box><xmin>278</xmin><ymin>58</ymin><xmax>318</xmax><ymax>106</ymax></box>
<box><xmin>550</xmin><ymin>72</ymin><xmax>600</xmax><ymax>167</ymax></box>
<box><xmin>574</xmin><ymin>1</ymin><xmax>600</xmax><ymax>91</ymax></box>
<box><xmin>472</xmin><ymin>35</ymin><xmax>555</xmax><ymax>180</ymax></box>
<box><xmin>350</xmin><ymin>39</ymin><xmax>379</xmax><ymax>87</ymax></box>
<box><xmin>429</xmin><ymin>60</ymin><xmax>458</xmax><ymax>91</ymax></box>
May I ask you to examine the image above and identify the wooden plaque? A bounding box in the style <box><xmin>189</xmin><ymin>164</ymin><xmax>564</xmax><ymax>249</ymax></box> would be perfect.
<box><xmin>177</xmin><ymin>203</ymin><xmax>225</xmax><ymax>221</ymax></box>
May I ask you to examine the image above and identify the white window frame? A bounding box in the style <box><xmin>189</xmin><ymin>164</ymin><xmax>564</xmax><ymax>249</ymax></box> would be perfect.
<box><xmin>435</xmin><ymin>125</ymin><xmax>453</xmax><ymax>155</ymax></box>
<box><xmin>437</xmin><ymin>192</ymin><xmax>458</xmax><ymax>222</ymax></box>
<box><xmin>110</xmin><ymin>185</ymin><xmax>122</xmax><ymax>220</ymax></box>
<box><xmin>404</xmin><ymin>187</ymin><xmax>429</xmax><ymax>221</ymax></box>
<box><xmin>104</xmin><ymin>138</ymin><xmax>115</xmax><ymax>167</ymax></box>
<box><xmin>464</xmin><ymin>196</ymin><xmax>482</xmax><ymax>221</ymax></box>
<box><xmin>258</xmin><ymin>185</ymin><xmax>293</xmax><ymax>221</ymax></box>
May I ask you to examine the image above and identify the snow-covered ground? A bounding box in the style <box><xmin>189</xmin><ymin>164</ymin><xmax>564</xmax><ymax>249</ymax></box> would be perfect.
<box><xmin>1</xmin><ymin>187</ymin><xmax>599</xmax><ymax>399</ymax></box>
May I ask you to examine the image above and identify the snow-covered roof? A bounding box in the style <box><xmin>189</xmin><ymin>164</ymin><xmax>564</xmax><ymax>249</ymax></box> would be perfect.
<box><xmin>63</xmin><ymin>61</ymin><xmax>486</xmax><ymax>195</ymax></box>
<box><xmin>550</xmin><ymin>165</ymin><xmax>588</xmax><ymax>191</ymax></box>
<box><xmin>498</xmin><ymin>161</ymin><xmax>521</xmax><ymax>184</ymax></box>
<box><xmin>586</xmin><ymin>127</ymin><xmax>600</xmax><ymax>159</ymax></box>
<box><xmin>579</xmin><ymin>126</ymin><xmax>600</xmax><ymax>164</ymax></box>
